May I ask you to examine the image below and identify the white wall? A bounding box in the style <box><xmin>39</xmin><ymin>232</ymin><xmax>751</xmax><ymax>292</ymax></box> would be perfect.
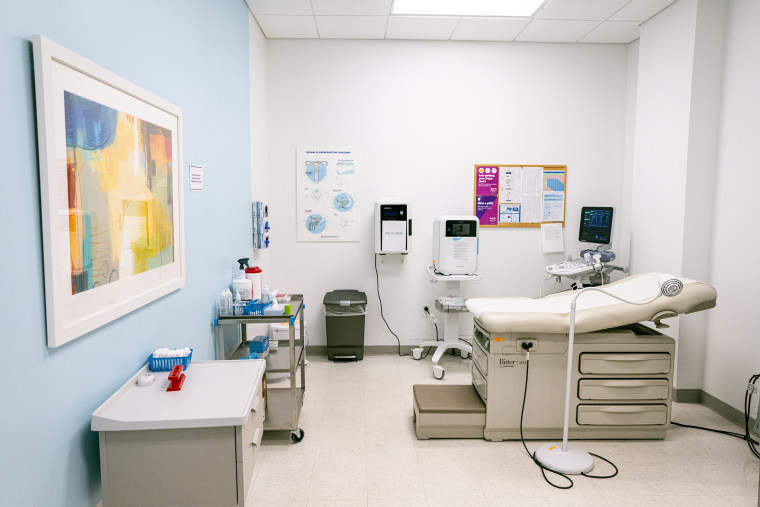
<box><xmin>264</xmin><ymin>40</ymin><xmax>630</xmax><ymax>347</ymax></box>
<box><xmin>630</xmin><ymin>0</ymin><xmax>726</xmax><ymax>389</ymax></box>
<box><xmin>704</xmin><ymin>0</ymin><xmax>760</xmax><ymax>411</ymax></box>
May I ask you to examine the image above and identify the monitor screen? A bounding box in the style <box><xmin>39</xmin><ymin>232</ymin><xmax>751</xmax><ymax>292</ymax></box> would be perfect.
<box><xmin>578</xmin><ymin>207</ymin><xmax>614</xmax><ymax>245</ymax></box>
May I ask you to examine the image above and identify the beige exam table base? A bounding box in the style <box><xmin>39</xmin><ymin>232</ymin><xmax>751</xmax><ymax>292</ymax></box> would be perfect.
<box><xmin>413</xmin><ymin>273</ymin><xmax>717</xmax><ymax>442</ymax></box>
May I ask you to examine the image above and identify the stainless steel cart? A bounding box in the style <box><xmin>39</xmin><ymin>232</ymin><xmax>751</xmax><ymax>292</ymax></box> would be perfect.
<box><xmin>215</xmin><ymin>295</ymin><xmax>306</xmax><ymax>443</ymax></box>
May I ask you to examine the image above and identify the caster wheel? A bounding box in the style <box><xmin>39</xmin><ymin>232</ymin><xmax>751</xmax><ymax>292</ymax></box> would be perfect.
<box><xmin>433</xmin><ymin>365</ymin><xmax>445</xmax><ymax>380</ymax></box>
<box><xmin>412</xmin><ymin>347</ymin><xmax>423</xmax><ymax>360</ymax></box>
<box><xmin>290</xmin><ymin>428</ymin><xmax>304</xmax><ymax>443</ymax></box>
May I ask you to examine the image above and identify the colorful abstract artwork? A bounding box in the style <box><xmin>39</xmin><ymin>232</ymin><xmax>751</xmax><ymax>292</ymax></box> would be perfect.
<box><xmin>34</xmin><ymin>35</ymin><xmax>184</xmax><ymax>347</ymax></box>
<box><xmin>65</xmin><ymin>92</ymin><xmax>174</xmax><ymax>294</ymax></box>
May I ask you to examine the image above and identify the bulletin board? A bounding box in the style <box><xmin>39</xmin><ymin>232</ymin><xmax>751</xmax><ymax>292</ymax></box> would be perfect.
<box><xmin>474</xmin><ymin>164</ymin><xmax>567</xmax><ymax>228</ymax></box>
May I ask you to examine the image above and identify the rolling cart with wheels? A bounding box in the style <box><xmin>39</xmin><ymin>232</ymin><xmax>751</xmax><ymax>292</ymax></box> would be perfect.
<box><xmin>216</xmin><ymin>294</ymin><xmax>306</xmax><ymax>443</ymax></box>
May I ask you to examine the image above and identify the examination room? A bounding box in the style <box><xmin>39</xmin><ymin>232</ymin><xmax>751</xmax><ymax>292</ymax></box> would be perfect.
<box><xmin>2</xmin><ymin>0</ymin><xmax>760</xmax><ymax>505</ymax></box>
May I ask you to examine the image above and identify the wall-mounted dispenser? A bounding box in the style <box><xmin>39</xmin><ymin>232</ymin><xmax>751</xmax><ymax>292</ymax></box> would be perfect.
<box><xmin>252</xmin><ymin>201</ymin><xmax>269</xmax><ymax>249</ymax></box>
<box><xmin>374</xmin><ymin>198</ymin><xmax>412</xmax><ymax>254</ymax></box>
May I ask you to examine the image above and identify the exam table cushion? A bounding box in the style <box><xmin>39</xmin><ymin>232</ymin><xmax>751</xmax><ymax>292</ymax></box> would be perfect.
<box><xmin>465</xmin><ymin>272</ymin><xmax>717</xmax><ymax>334</ymax></box>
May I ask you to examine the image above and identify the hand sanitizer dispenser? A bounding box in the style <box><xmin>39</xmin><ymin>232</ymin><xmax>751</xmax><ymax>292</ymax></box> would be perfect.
<box><xmin>374</xmin><ymin>199</ymin><xmax>412</xmax><ymax>254</ymax></box>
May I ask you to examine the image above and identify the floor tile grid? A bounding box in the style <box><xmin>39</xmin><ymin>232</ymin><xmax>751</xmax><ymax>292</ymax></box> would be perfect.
<box><xmin>250</xmin><ymin>354</ymin><xmax>759</xmax><ymax>506</ymax></box>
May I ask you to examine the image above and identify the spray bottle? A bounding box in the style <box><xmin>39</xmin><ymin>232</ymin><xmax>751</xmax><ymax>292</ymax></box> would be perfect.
<box><xmin>232</xmin><ymin>258</ymin><xmax>253</xmax><ymax>300</ymax></box>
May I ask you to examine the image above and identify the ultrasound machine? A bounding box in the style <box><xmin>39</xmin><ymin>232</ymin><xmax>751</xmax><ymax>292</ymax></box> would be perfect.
<box><xmin>546</xmin><ymin>206</ymin><xmax>628</xmax><ymax>289</ymax></box>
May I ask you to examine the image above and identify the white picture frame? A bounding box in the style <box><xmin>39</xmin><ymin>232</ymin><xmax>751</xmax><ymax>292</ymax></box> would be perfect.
<box><xmin>33</xmin><ymin>35</ymin><xmax>185</xmax><ymax>347</ymax></box>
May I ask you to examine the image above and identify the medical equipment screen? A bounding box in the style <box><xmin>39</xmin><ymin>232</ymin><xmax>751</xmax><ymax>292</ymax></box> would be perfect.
<box><xmin>578</xmin><ymin>207</ymin><xmax>613</xmax><ymax>244</ymax></box>
<box><xmin>447</xmin><ymin>220</ymin><xmax>477</xmax><ymax>237</ymax></box>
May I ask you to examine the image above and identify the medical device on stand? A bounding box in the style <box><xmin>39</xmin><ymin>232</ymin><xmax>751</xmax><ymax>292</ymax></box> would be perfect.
<box><xmin>417</xmin><ymin>216</ymin><xmax>481</xmax><ymax>379</ymax></box>
<box><xmin>545</xmin><ymin>206</ymin><xmax>628</xmax><ymax>289</ymax></box>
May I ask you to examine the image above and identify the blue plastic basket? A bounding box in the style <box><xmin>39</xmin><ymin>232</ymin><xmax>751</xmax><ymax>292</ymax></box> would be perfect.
<box><xmin>244</xmin><ymin>299</ymin><xmax>271</xmax><ymax>316</ymax></box>
<box><xmin>148</xmin><ymin>349</ymin><xmax>192</xmax><ymax>372</ymax></box>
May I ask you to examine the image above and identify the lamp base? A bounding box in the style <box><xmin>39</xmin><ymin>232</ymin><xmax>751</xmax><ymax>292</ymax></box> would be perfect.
<box><xmin>534</xmin><ymin>442</ymin><xmax>594</xmax><ymax>475</ymax></box>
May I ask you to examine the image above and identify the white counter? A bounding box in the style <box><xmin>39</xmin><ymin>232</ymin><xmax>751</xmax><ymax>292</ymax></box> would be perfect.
<box><xmin>91</xmin><ymin>359</ymin><xmax>266</xmax><ymax>431</ymax></box>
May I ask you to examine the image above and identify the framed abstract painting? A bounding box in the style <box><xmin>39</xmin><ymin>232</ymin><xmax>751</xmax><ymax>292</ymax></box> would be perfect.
<box><xmin>33</xmin><ymin>35</ymin><xmax>185</xmax><ymax>347</ymax></box>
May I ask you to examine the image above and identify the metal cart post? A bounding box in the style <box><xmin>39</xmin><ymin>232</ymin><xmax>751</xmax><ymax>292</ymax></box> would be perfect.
<box><xmin>215</xmin><ymin>295</ymin><xmax>306</xmax><ymax>443</ymax></box>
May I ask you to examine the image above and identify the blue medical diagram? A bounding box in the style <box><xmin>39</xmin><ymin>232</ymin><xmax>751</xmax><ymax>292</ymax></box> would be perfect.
<box><xmin>333</xmin><ymin>193</ymin><xmax>354</xmax><ymax>212</ymax></box>
<box><xmin>306</xmin><ymin>214</ymin><xmax>326</xmax><ymax>234</ymax></box>
<box><xmin>545</xmin><ymin>178</ymin><xmax>565</xmax><ymax>192</ymax></box>
<box><xmin>305</xmin><ymin>161</ymin><xmax>327</xmax><ymax>183</ymax></box>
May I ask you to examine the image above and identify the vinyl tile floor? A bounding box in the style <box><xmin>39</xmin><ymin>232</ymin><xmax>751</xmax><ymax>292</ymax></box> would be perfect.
<box><xmin>248</xmin><ymin>354</ymin><xmax>759</xmax><ymax>506</ymax></box>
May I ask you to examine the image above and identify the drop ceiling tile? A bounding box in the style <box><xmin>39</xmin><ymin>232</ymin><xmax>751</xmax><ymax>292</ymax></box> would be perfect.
<box><xmin>578</xmin><ymin>20</ymin><xmax>641</xmax><ymax>43</ymax></box>
<box><xmin>386</xmin><ymin>16</ymin><xmax>460</xmax><ymax>40</ymax></box>
<box><xmin>255</xmin><ymin>15</ymin><xmax>319</xmax><ymax>38</ymax></box>
<box><xmin>515</xmin><ymin>19</ymin><xmax>600</xmax><ymax>42</ymax></box>
<box><xmin>315</xmin><ymin>15</ymin><xmax>388</xmax><ymax>39</ymax></box>
<box><xmin>245</xmin><ymin>0</ymin><xmax>312</xmax><ymax>16</ymax></box>
<box><xmin>537</xmin><ymin>0</ymin><xmax>630</xmax><ymax>20</ymax></box>
<box><xmin>610</xmin><ymin>0</ymin><xmax>677</xmax><ymax>21</ymax></box>
<box><xmin>451</xmin><ymin>17</ymin><xmax>531</xmax><ymax>42</ymax></box>
<box><xmin>311</xmin><ymin>0</ymin><xmax>392</xmax><ymax>16</ymax></box>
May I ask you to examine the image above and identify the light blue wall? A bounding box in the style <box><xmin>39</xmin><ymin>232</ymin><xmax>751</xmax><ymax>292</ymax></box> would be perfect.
<box><xmin>0</xmin><ymin>1</ymin><xmax>251</xmax><ymax>504</ymax></box>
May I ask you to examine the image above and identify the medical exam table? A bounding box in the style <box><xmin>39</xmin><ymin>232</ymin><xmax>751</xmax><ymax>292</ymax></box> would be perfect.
<box><xmin>412</xmin><ymin>273</ymin><xmax>717</xmax><ymax>441</ymax></box>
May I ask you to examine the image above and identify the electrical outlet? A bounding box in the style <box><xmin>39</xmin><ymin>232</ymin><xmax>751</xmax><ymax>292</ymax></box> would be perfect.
<box><xmin>517</xmin><ymin>339</ymin><xmax>538</xmax><ymax>352</ymax></box>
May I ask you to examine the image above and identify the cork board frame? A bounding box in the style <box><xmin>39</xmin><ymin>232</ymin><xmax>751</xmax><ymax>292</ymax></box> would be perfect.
<box><xmin>474</xmin><ymin>164</ymin><xmax>567</xmax><ymax>228</ymax></box>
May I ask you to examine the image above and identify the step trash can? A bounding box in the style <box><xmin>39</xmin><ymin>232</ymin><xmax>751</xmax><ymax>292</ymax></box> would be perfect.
<box><xmin>323</xmin><ymin>290</ymin><xmax>367</xmax><ymax>361</ymax></box>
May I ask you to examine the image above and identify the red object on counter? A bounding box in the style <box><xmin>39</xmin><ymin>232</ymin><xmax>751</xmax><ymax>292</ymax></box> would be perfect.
<box><xmin>167</xmin><ymin>365</ymin><xmax>186</xmax><ymax>391</ymax></box>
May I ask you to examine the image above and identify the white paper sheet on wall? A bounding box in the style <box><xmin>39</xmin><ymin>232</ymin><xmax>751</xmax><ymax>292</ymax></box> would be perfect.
<box><xmin>540</xmin><ymin>223</ymin><xmax>564</xmax><ymax>253</ymax></box>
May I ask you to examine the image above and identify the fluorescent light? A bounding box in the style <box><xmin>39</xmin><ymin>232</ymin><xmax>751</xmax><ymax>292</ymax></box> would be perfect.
<box><xmin>392</xmin><ymin>0</ymin><xmax>545</xmax><ymax>17</ymax></box>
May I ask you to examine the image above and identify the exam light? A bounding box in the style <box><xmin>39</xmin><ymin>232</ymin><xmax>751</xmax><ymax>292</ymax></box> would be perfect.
<box><xmin>534</xmin><ymin>275</ymin><xmax>683</xmax><ymax>475</ymax></box>
<box><xmin>391</xmin><ymin>0</ymin><xmax>546</xmax><ymax>17</ymax></box>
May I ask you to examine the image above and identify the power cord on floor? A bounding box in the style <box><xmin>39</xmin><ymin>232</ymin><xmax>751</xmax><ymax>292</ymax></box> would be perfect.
<box><xmin>374</xmin><ymin>254</ymin><xmax>409</xmax><ymax>356</ymax></box>
<box><xmin>518</xmin><ymin>342</ymin><xmax>618</xmax><ymax>489</ymax></box>
<box><xmin>671</xmin><ymin>372</ymin><xmax>760</xmax><ymax>459</ymax></box>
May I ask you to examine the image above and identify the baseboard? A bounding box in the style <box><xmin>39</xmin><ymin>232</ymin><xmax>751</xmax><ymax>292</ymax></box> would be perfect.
<box><xmin>306</xmin><ymin>345</ymin><xmax>462</xmax><ymax>356</ymax></box>
<box><xmin>673</xmin><ymin>387</ymin><xmax>755</xmax><ymax>434</ymax></box>
<box><xmin>673</xmin><ymin>388</ymin><xmax>702</xmax><ymax>403</ymax></box>
<box><xmin>307</xmin><ymin>345</ymin><xmax>416</xmax><ymax>356</ymax></box>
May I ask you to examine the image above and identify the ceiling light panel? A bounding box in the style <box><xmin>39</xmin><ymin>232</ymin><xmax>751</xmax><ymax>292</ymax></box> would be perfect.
<box><xmin>536</xmin><ymin>0</ymin><xmax>630</xmax><ymax>21</ymax></box>
<box><xmin>392</xmin><ymin>0</ymin><xmax>546</xmax><ymax>17</ymax></box>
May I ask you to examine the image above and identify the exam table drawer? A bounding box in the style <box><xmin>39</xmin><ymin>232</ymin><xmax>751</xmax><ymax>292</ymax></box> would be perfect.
<box><xmin>472</xmin><ymin>336</ymin><xmax>488</xmax><ymax>375</ymax></box>
<box><xmin>578</xmin><ymin>379</ymin><xmax>669</xmax><ymax>400</ymax></box>
<box><xmin>579</xmin><ymin>353</ymin><xmax>671</xmax><ymax>375</ymax></box>
<box><xmin>577</xmin><ymin>404</ymin><xmax>668</xmax><ymax>426</ymax></box>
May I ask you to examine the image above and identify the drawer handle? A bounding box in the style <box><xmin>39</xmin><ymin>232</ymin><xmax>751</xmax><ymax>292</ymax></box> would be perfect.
<box><xmin>597</xmin><ymin>406</ymin><xmax>659</xmax><ymax>414</ymax></box>
<box><xmin>598</xmin><ymin>355</ymin><xmax>664</xmax><ymax>362</ymax></box>
<box><xmin>598</xmin><ymin>381</ymin><xmax>651</xmax><ymax>388</ymax></box>
<box><xmin>251</xmin><ymin>427</ymin><xmax>262</xmax><ymax>447</ymax></box>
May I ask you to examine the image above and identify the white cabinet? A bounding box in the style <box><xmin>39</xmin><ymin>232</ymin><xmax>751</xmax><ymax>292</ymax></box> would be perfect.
<box><xmin>471</xmin><ymin>323</ymin><xmax>675</xmax><ymax>441</ymax></box>
<box><xmin>92</xmin><ymin>360</ymin><xmax>266</xmax><ymax>506</ymax></box>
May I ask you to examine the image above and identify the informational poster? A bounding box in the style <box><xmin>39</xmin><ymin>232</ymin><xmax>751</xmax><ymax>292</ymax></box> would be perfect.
<box><xmin>297</xmin><ymin>146</ymin><xmax>359</xmax><ymax>241</ymax></box>
<box><xmin>474</xmin><ymin>164</ymin><xmax>566</xmax><ymax>227</ymax></box>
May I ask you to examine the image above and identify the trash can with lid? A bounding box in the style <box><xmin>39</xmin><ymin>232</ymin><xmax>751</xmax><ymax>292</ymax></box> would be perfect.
<box><xmin>323</xmin><ymin>290</ymin><xmax>367</xmax><ymax>360</ymax></box>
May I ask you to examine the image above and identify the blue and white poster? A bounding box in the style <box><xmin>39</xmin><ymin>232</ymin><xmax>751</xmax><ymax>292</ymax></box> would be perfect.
<box><xmin>297</xmin><ymin>146</ymin><xmax>360</xmax><ymax>241</ymax></box>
